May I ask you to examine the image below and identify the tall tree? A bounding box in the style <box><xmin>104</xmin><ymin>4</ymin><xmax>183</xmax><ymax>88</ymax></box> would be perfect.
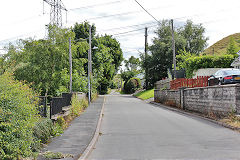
<box><xmin>178</xmin><ymin>20</ymin><xmax>208</xmax><ymax>55</ymax></box>
<box><xmin>95</xmin><ymin>35</ymin><xmax>123</xmax><ymax>71</ymax></box>
<box><xmin>144</xmin><ymin>19</ymin><xmax>208</xmax><ymax>88</ymax></box>
<box><xmin>227</xmin><ymin>37</ymin><xmax>239</xmax><ymax>55</ymax></box>
<box><xmin>92</xmin><ymin>35</ymin><xmax>123</xmax><ymax>94</ymax></box>
<box><xmin>72</xmin><ymin>21</ymin><xmax>96</xmax><ymax>40</ymax></box>
<box><xmin>144</xmin><ymin>20</ymin><xmax>186</xmax><ymax>88</ymax></box>
<box><xmin>124</xmin><ymin>56</ymin><xmax>140</xmax><ymax>71</ymax></box>
<box><xmin>14</xmin><ymin>25</ymin><xmax>74</xmax><ymax>96</ymax></box>
<box><xmin>72</xmin><ymin>23</ymin><xmax>123</xmax><ymax>94</ymax></box>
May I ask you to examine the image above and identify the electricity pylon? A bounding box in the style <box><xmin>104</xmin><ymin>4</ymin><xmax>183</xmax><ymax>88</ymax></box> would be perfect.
<box><xmin>43</xmin><ymin>0</ymin><xmax>67</xmax><ymax>27</ymax></box>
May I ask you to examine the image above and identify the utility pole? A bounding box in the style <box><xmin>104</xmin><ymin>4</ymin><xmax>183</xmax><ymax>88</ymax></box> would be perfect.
<box><xmin>43</xmin><ymin>0</ymin><xmax>67</xmax><ymax>27</ymax></box>
<box><xmin>88</xmin><ymin>25</ymin><xmax>92</xmax><ymax>104</ymax></box>
<box><xmin>145</xmin><ymin>27</ymin><xmax>148</xmax><ymax>89</ymax></box>
<box><xmin>171</xmin><ymin>19</ymin><xmax>176</xmax><ymax>79</ymax></box>
<box><xmin>69</xmin><ymin>37</ymin><xmax>72</xmax><ymax>93</ymax></box>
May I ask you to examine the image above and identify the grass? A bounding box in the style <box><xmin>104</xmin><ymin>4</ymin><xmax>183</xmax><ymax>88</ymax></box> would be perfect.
<box><xmin>41</xmin><ymin>151</ymin><xmax>73</xmax><ymax>159</ymax></box>
<box><xmin>220</xmin><ymin>113</ymin><xmax>240</xmax><ymax>128</ymax></box>
<box><xmin>135</xmin><ymin>89</ymin><xmax>154</xmax><ymax>100</ymax></box>
<box><xmin>201</xmin><ymin>33</ymin><xmax>240</xmax><ymax>56</ymax></box>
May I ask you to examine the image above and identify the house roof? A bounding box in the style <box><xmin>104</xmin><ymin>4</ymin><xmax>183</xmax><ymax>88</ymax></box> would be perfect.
<box><xmin>231</xmin><ymin>56</ymin><xmax>240</xmax><ymax>66</ymax></box>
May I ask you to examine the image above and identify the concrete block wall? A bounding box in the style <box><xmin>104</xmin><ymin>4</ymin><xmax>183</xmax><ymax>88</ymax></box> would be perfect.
<box><xmin>155</xmin><ymin>79</ymin><xmax>170</xmax><ymax>90</ymax></box>
<box><xmin>154</xmin><ymin>84</ymin><xmax>240</xmax><ymax>115</ymax></box>
<box><xmin>154</xmin><ymin>89</ymin><xmax>180</xmax><ymax>107</ymax></box>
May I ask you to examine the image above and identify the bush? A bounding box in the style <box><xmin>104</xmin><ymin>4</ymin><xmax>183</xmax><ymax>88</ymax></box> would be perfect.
<box><xmin>33</xmin><ymin>118</ymin><xmax>59</xmax><ymax>145</ymax></box>
<box><xmin>184</xmin><ymin>54</ymin><xmax>236</xmax><ymax>77</ymax></box>
<box><xmin>124</xmin><ymin>77</ymin><xmax>141</xmax><ymax>94</ymax></box>
<box><xmin>98</xmin><ymin>78</ymin><xmax>110</xmax><ymax>95</ymax></box>
<box><xmin>0</xmin><ymin>72</ymin><xmax>40</xmax><ymax>159</ymax></box>
<box><xmin>70</xmin><ymin>95</ymin><xmax>88</xmax><ymax>118</ymax></box>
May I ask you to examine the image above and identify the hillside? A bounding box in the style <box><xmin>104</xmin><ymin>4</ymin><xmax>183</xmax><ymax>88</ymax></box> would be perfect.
<box><xmin>201</xmin><ymin>33</ymin><xmax>240</xmax><ymax>56</ymax></box>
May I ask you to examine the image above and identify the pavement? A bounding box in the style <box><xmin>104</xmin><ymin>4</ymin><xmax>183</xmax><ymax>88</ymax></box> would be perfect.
<box><xmin>37</xmin><ymin>95</ymin><xmax>105</xmax><ymax>160</ymax></box>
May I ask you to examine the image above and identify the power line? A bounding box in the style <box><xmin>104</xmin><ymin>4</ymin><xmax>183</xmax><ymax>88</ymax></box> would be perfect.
<box><xmin>70</xmin><ymin>5</ymin><xmax>172</xmax><ymax>22</ymax></box>
<box><xmin>134</xmin><ymin>0</ymin><xmax>160</xmax><ymax>23</ymax></box>
<box><xmin>112</xmin><ymin>24</ymin><xmax>158</xmax><ymax>36</ymax></box>
<box><xmin>98</xmin><ymin>21</ymin><xmax>156</xmax><ymax>32</ymax></box>
<box><xmin>0</xmin><ymin>37</ymin><xmax>88</xmax><ymax>51</ymax></box>
<box><xmin>69</xmin><ymin>0</ymin><xmax>127</xmax><ymax>10</ymax></box>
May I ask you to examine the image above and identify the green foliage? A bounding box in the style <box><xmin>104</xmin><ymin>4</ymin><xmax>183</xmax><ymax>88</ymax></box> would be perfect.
<box><xmin>121</xmin><ymin>70</ymin><xmax>136</xmax><ymax>82</ymax></box>
<box><xmin>12</xmin><ymin>25</ymin><xmax>75</xmax><ymax>96</ymax></box>
<box><xmin>181</xmin><ymin>54</ymin><xmax>236</xmax><ymax>77</ymax></box>
<box><xmin>227</xmin><ymin>37</ymin><xmax>239</xmax><ymax>55</ymax></box>
<box><xmin>202</xmin><ymin>33</ymin><xmax>240</xmax><ymax>56</ymax></box>
<box><xmin>134</xmin><ymin>89</ymin><xmax>154</xmax><ymax>100</ymax></box>
<box><xmin>72</xmin><ymin>21</ymin><xmax>96</xmax><ymax>40</ymax></box>
<box><xmin>124</xmin><ymin>56</ymin><xmax>140</xmax><ymax>71</ymax></box>
<box><xmin>124</xmin><ymin>77</ymin><xmax>141</xmax><ymax>94</ymax></box>
<box><xmin>95</xmin><ymin>35</ymin><xmax>123</xmax><ymax>71</ymax></box>
<box><xmin>33</xmin><ymin>118</ymin><xmax>63</xmax><ymax>145</ymax></box>
<box><xmin>142</xmin><ymin>19</ymin><xmax>208</xmax><ymax>88</ymax></box>
<box><xmin>0</xmin><ymin>72</ymin><xmax>40</xmax><ymax>159</ymax></box>
<box><xmin>111</xmin><ymin>74</ymin><xmax>121</xmax><ymax>89</ymax></box>
<box><xmin>176</xmin><ymin>50</ymin><xmax>192</xmax><ymax>70</ymax></box>
<box><xmin>2</xmin><ymin>23</ymin><xmax>123</xmax><ymax>97</ymax></box>
<box><xmin>178</xmin><ymin>20</ymin><xmax>208</xmax><ymax>55</ymax></box>
<box><xmin>70</xmin><ymin>95</ymin><xmax>88</xmax><ymax>117</ymax></box>
<box><xmin>42</xmin><ymin>151</ymin><xmax>73</xmax><ymax>159</ymax></box>
<box><xmin>143</xmin><ymin>20</ymin><xmax>187</xmax><ymax>88</ymax></box>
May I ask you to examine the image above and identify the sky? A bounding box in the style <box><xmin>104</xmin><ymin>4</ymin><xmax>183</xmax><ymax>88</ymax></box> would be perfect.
<box><xmin>0</xmin><ymin>0</ymin><xmax>240</xmax><ymax>59</ymax></box>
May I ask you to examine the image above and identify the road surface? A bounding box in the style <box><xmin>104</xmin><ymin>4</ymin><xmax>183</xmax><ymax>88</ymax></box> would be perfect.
<box><xmin>89</xmin><ymin>92</ymin><xmax>240</xmax><ymax>159</ymax></box>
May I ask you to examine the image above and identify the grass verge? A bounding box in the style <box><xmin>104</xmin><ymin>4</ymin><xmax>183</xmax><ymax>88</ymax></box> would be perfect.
<box><xmin>134</xmin><ymin>89</ymin><xmax>154</xmax><ymax>100</ymax></box>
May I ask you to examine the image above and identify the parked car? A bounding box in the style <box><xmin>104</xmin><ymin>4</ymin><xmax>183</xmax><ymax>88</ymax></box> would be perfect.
<box><xmin>208</xmin><ymin>68</ymin><xmax>240</xmax><ymax>86</ymax></box>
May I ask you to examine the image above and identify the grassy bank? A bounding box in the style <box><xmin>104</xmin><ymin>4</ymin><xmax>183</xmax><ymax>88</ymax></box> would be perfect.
<box><xmin>134</xmin><ymin>89</ymin><xmax>154</xmax><ymax>100</ymax></box>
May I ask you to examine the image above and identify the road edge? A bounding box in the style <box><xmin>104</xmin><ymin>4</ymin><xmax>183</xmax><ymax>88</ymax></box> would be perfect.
<box><xmin>150</xmin><ymin>101</ymin><xmax>240</xmax><ymax>132</ymax></box>
<box><xmin>78</xmin><ymin>96</ymin><xmax>106</xmax><ymax>160</ymax></box>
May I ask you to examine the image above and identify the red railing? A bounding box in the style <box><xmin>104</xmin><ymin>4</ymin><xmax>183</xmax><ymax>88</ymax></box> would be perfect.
<box><xmin>170</xmin><ymin>76</ymin><xmax>210</xmax><ymax>90</ymax></box>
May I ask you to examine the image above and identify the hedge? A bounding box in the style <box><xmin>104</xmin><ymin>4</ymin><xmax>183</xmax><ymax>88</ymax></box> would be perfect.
<box><xmin>184</xmin><ymin>54</ymin><xmax>236</xmax><ymax>78</ymax></box>
<box><xmin>0</xmin><ymin>72</ymin><xmax>40</xmax><ymax>159</ymax></box>
<box><xmin>124</xmin><ymin>77</ymin><xmax>142</xmax><ymax>94</ymax></box>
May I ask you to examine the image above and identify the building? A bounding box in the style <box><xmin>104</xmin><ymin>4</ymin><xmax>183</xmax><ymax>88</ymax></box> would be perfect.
<box><xmin>231</xmin><ymin>50</ymin><xmax>240</xmax><ymax>69</ymax></box>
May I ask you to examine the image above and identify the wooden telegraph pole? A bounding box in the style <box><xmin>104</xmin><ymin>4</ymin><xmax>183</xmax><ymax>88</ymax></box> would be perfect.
<box><xmin>171</xmin><ymin>19</ymin><xmax>176</xmax><ymax>79</ymax></box>
<box><xmin>145</xmin><ymin>27</ymin><xmax>148</xmax><ymax>89</ymax></box>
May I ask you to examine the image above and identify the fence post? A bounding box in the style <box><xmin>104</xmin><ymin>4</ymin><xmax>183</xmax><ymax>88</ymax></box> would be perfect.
<box><xmin>43</xmin><ymin>96</ymin><xmax>47</xmax><ymax>117</ymax></box>
<box><xmin>50</xmin><ymin>100</ymin><xmax>52</xmax><ymax>119</ymax></box>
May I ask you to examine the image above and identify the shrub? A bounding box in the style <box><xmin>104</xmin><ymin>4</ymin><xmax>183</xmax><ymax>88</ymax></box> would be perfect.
<box><xmin>33</xmin><ymin>117</ymin><xmax>65</xmax><ymax>148</ymax></box>
<box><xmin>184</xmin><ymin>54</ymin><xmax>236</xmax><ymax>77</ymax></box>
<box><xmin>70</xmin><ymin>95</ymin><xmax>88</xmax><ymax>118</ymax></box>
<box><xmin>124</xmin><ymin>77</ymin><xmax>141</xmax><ymax>94</ymax></box>
<box><xmin>0</xmin><ymin>72</ymin><xmax>40</xmax><ymax>159</ymax></box>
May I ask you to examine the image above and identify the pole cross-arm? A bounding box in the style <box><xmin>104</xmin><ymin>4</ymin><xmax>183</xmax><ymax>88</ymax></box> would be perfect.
<box><xmin>43</xmin><ymin>0</ymin><xmax>67</xmax><ymax>11</ymax></box>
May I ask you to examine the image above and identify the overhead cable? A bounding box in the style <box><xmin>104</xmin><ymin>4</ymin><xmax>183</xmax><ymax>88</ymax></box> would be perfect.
<box><xmin>69</xmin><ymin>0</ymin><xmax>127</xmax><ymax>10</ymax></box>
<box><xmin>134</xmin><ymin>0</ymin><xmax>160</xmax><ymax>23</ymax></box>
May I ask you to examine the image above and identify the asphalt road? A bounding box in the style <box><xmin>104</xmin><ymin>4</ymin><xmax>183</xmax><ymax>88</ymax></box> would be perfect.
<box><xmin>89</xmin><ymin>92</ymin><xmax>240</xmax><ymax>160</ymax></box>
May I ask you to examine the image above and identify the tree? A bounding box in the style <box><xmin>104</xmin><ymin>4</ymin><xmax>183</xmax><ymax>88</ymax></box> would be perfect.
<box><xmin>2</xmin><ymin>22</ymin><xmax>123</xmax><ymax>96</ymax></box>
<box><xmin>227</xmin><ymin>37</ymin><xmax>239</xmax><ymax>55</ymax></box>
<box><xmin>72</xmin><ymin>21</ymin><xmax>96</xmax><ymax>40</ymax></box>
<box><xmin>144</xmin><ymin>19</ymin><xmax>208</xmax><ymax>88</ymax></box>
<box><xmin>145</xmin><ymin>20</ymin><xmax>186</xmax><ymax>88</ymax></box>
<box><xmin>95</xmin><ymin>35</ymin><xmax>123</xmax><ymax>71</ymax></box>
<box><xmin>178</xmin><ymin>20</ymin><xmax>208</xmax><ymax>55</ymax></box>
<box><xmin>72</xmin><ymin>23</ymin><xmax>123</xmax><ymax>94</ymax></box>
<box><xmin>120</xmin><ymin>70</ymin><xmax>136</xmax><ymax>82</ymax></box>
<box><xmin>13</xmin><ymin>25</ymin><xmax>75</xmax><ymax>96</ymax></box>
<box><xmin>124</xmin><ymin>56</ymin><xmax>140</xmax><ymax>71</ymax></box>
